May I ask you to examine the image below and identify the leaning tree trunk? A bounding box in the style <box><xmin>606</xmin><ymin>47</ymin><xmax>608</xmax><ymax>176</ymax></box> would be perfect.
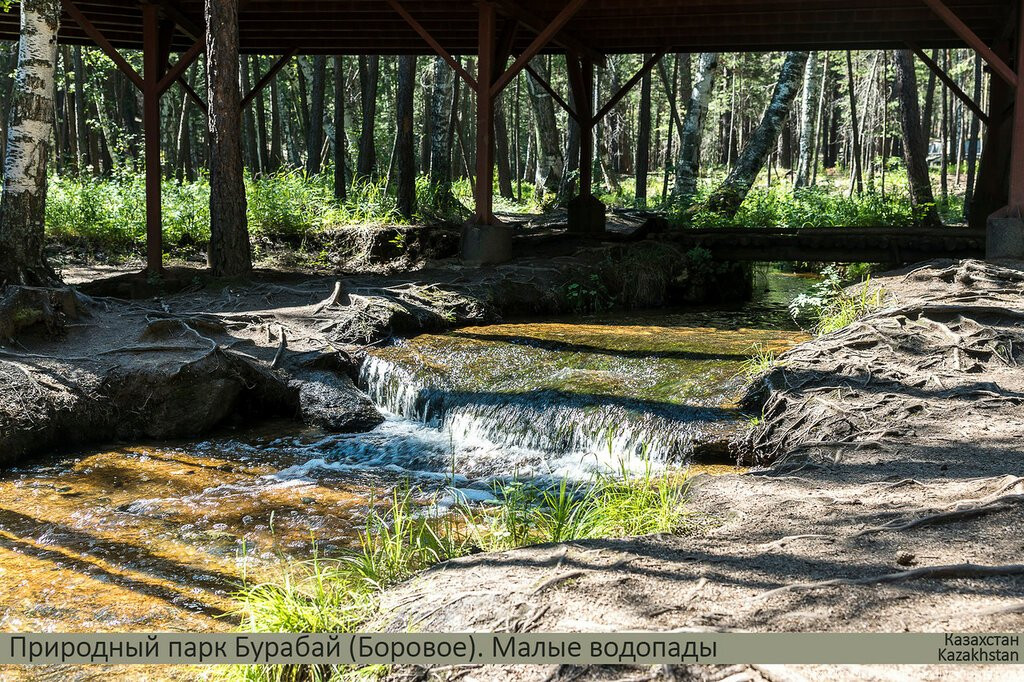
<box><xmin>703</xmin><ymin>51</ymin><xmax>809</xmax><ymax>217</ymax></box>
<box><xmin>526</xmin><ymin>57</ymin><xmax>563</xmax><ymax>201</ymax></box>
<box><xmin>0</xmin><ymin>0</ymin><xmax>60</xmax><ymax>286</ymax></box>
<box><xmin>795</xmin><ymin>51</ymin><xmax>820</xmax><ymax>188</ymax></box>
<box><xmin>674</xmin><ymin>52</ymin><xmax>719</xmax><ymax>201</ymax></box>
<box><xmin>893</xmin><ymin>49</ymin><xmax>940</xmax><ymax>226</ymax></box>
<box><xmin>206</xmin><ymin>0</ymin><xmax>252</xmax><ymax>276</ymax></box>
<box><xmin>356</xmin><ymin>55</ymin><xmax>378</xmax><ymax>181</ymax></box>
<box><xmin>394</xmin><ymin>55</ymin><xmax>416</xmax><ymax>220</ymax></box>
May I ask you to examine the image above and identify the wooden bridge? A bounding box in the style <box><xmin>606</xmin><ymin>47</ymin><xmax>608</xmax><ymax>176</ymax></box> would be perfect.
<box><xmin>656</xmin><ymin>225</ymin><xmax>987</xmax><ymax>264</ymax></box>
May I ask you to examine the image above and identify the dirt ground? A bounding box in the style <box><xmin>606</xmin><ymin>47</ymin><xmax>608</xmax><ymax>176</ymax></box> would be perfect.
<box><xmin>372</xmin><ymin>259</ymin><xmax>1024</xmax><ymax>682</ymax></box>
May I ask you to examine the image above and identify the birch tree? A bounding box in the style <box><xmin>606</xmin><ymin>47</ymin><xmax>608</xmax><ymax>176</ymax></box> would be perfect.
<box><xmin>674</xmin><ymin>52</ymin><xmax>718</xmax><ymax>200</ymax></box>
<box><xmin>0</xmin><ymin>0</ymin><xmax>60</xmax><ymax>285</ymax></box>
<box><xmin>795</xmin><ymin>51</ymin><xmax>821</xmax><ymax>188</ymax></box>
<box><xmin>526</xmin><ymin>57</ymin><xmax>563</xmax><ymax>201</ymax></box>
<box><xmin>703</xmin><ymin>51</ymin><xmax>809</xmax><ymax>217</ymax></box>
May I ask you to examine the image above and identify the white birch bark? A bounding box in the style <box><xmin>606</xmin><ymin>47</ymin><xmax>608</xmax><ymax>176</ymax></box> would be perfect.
<box><xmin>674</xmin><ymin>52</ymin><xmax>718</xmax><ymax>200</ymax></box>
<box><xmin>795</xmin><ymin>51</ymin><xmax>821</xmax><ymax>188</ymax></box>
<box><xmin>0</xmin><ymin>0</ymin><xmax>60</xmax><ymax>285</ymax></box>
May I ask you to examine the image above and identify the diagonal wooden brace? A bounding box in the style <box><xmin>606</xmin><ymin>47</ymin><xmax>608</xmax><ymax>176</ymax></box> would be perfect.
<box><xmin>909</xmin><ymin>44</ymin><xmax>989</xmax><ymax>125</ymax></box>
<box><xmin>385</xmin><ymin>0</ymin><xmax>478</xmax><ymax>90</ymax></box>
<box><xmin>918</xmin><ymin>0</ymin><xmax>1016</xmax><ymax>88</ymax></box>
<box><xmin>62</xmin><ymin>0</ymin><xmax>144</xmax><ymax>90</ymax></box>
<box><xmin>491</xmin><ymin>0</ymin><xmax>589</xmax><ymax>96</ymax></box>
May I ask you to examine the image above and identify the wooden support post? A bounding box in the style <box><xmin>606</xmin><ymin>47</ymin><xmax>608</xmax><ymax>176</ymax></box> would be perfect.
<box><xmin>986</xmin><ymin>2</ymin><xmax>1024</xmax><ymax>258</ymax></box>
<box><xmin>1008</xmin><ymin>2</ymin><xmax>1024</xmax><ymax>214</ymax></box>
<box><xmin>475</xmin><ymin>2</ymin><xmax>495</xmax><ymax>226</ymax></box>
<box><xmin>461</xmin><ymin>1</ymin><xmax>513</xmax><ymax>264</ymax></box>
<box><xmin>142</xmin><ymin>3</ymin><xmax>163</xmax><ymax>274</ymax></box>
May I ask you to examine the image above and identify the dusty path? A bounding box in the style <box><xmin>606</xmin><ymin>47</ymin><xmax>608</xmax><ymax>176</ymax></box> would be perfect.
<box><xmin>374</xmin><ymin>260</ymin><xmax>1024</xmax><ymax>682</ymax></box>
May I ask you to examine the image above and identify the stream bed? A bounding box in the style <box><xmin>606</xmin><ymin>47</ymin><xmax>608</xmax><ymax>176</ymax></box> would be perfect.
<box><xmin>0</xmin><ymin>270</ymin><xmax>813</xmax><ymax>634</ymax></box>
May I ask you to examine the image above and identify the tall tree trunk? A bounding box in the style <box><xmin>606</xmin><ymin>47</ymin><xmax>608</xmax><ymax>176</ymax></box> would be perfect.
<box><xmin>206</xmin><ymin>0</ymin><xmax>252</xmax><ymax>276</ymax></box>
<box><xmin>333</xmin><ymin>55</ymin><xmax>347</xmax><ymax>200</ymax></box>
<box><xmin>356</xmin><ymin>55</ymin><xmax>378</xmax><ymax>180</ymax></box>
<box><xmin>71</xmin><ymin>46</ymin><xmax>89</xmax><ymax>172</ymax></box>
<box><xmin>427</xmin><ymin>57</ymin><xmax>460</xmax><ymax>215</ymax></box>
<box><xmin>634</xmin><ymin>54</ymin><xmax>653</xmax><ymax>207</ymax></box>
<box><xmin>495</xmin><ymin>94</ymin><xmax>516</xmax><ymax>200</ymax></box>
<box><xmin>795</xmin><ymin>51</ymin><xmax>820</xmax><ymax>188</ymax></box>
<box><xmin>939</xmin><ymin>49</ymin><xmax>949</xmax><ymax>201</ymax></box>
<box><xmin>674</xmin><ymin>52</ymin><xmax>718</xmax><ymax>200</ymax></box>
<box><xmin>0</xmin><ymin>0</ymin><xmax>59</xmax><ymax>285</ymax></box>
<box><xmin>555</xmin><ymin>83</ymin><xmax>580</xmax><ymax>206</ymax></box>
<box><xmin>252</xmin><ymin>56</ymin><xmax>269</xmax><ymax>175</ymax></box>
<box><xmin>963</xmin><ymin>54</ymin><xmax>982</xmax><ymax>222</ymax></box>
<box><xmin>240</xmin><ymin>55</ymin><xmax>258</xmax><ymax>171</ymax></box>
<box><xmin>307</xmin><ymin>55</ymin><xmax>327</xmax><ymax>174</ymax></box>
<box><xmin>525</xmin><ymin>57</ymin><xmax>563</xmax><ymax>201</ymax></box>
<box><xmin>395</xmin><ymin>55</ymin><xmax>416</xmax><ymax>219</ymax></box>
<box><xmin>921</xmin><ymin>49</ymin><xmax>938</xmax><ymax>138</ymax></box>
<box><xmin>269</xmin><ymin>73</ymin><xmax>283</xmax><ymax>170</ymax></box>
<box><xmin>893</xmin><ymin>49</ymin><xmax>940</xmax><ymax>226</ymax></box>
<box><xmin>175</xmin><ymin>68</ymin><xmax>196</xmax><ymax>182</ymax></box>
<box><xmin>702</xmin><ymin>51</ymin><xmax>809</xmax><ymax>217</ymax></box>
<box><xmin>846</xmin><ymin>51</ymin><xmax>864</xmax><ymax>195</ymax></box>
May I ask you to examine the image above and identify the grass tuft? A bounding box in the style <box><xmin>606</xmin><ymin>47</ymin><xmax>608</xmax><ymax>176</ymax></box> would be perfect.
<box><xmin>228</xmin><ymin>467</ymin><xmax>689</xmax><ymax>681</ymax></box>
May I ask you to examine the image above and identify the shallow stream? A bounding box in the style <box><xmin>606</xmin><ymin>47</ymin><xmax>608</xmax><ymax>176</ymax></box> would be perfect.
<box><xmin>0</xmin><ymin>270</ymin><xmax>813</xmax><ymax>633</ymax></box>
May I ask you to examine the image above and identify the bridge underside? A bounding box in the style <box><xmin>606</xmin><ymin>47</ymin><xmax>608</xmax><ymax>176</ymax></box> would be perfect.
<box><xmin>0</xmin><ymin>0</ymin><xmax>1021</xmax><ymax>270</ymax></box>
<box><xmin>661</xmin><ymin>226</ymin><xmax>988</xmax><ymax>263</ymax></box>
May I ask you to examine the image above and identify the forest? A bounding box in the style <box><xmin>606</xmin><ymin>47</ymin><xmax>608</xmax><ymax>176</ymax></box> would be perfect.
<box><xmin>0</xmin><ymin>43</ymin><xmax>985</xmax><ymax>260</ymax></box>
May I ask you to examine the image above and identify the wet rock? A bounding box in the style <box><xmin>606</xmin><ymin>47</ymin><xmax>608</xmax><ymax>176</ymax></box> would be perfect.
<box><xmin>292</xmin><ymin>370</ymin><xmax>384</xmax><ymax>433</ymax></box>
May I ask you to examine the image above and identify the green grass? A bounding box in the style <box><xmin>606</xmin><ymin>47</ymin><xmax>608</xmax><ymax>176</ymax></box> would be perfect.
<box><xmin>228</xmin><ymin>466</ymin><xmax>689</xmax><ymax>681</ymax></box>
<box><xmin>740</xmin><ymin>342</ymin><xmax>783</xmax><ymax>379</ymax></box>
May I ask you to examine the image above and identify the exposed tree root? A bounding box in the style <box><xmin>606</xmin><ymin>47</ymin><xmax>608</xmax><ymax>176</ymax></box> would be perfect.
<box><xmin>853</xmin><ymin>494</ymin><xmax>1024</xmax><ymax>537</ymax></box>
<box><xmin>758</xmin><ymin>563</ymin><xmax>1024</xmax><ymax>601</ymax></box>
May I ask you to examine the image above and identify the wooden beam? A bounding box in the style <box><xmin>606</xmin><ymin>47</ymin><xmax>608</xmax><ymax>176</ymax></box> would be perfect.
<box><xmin>61</xmin><ymin>0</ymin><xmax>144</xmax><ymax>90</ymax></box>
<box><xmin>174</xmin><ymin>69</ymin><xmax>207</xmax><ymax>111</ymax></box>
<box><xmin>157</xmin><ymin>37</ymin><xmax>204</xmax><ymax>95</ymax></box>
<box><xmin>1008</xmin><ymin>0</ymin><xmax>1024</xmax><ymax>211</ymax></box>
<box><xmin>909</xmin><ymin>44</ymin><xmax>989</xmax><ymax>125</ymax></box>
<box><xmin>475</xmin><ymin>2</ymin><xmax>496</xmax><ymax>224</ymax></box>
<box><xmin>491</xmin><ymin>0</ymin><xmax>604</xmax><ymax>66</ymax></box>
<box><xmin>918</xmin><ymin>0</ymin><xmax>1016</xmax><ymax>88</ymax></box>
<box><xmin>491</xmin><ymin>0</ymin><xmax>589</xmax><ymax>96</ymax></box>
<box><xmin>241</xmin><ymin>48</ymin><xmax>296</xmax><ymax>108</ymax></box>
<box><xmin>142</xmin><ymin>2</ymin><xmax>163</xmax><ymax>274</ymax></box>
<box><xmin>523</xmin><ymin>62</ymin><xmax>580</xmax><ymax>122</ymax></box>
<box><xmin>594</xmin><ymin>51</ymin><xmax>664</xmax><ymax>123</ymax></box>
<box><xmin>384</xmin><ymin>0</ymin><xmax>478</xmax><ymax>90</ymax></box>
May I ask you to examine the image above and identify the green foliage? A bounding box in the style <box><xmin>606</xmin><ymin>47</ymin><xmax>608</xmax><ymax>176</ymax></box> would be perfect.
<box><xmin>564</xmin><ymin>273</ymin><xmax>614</xmax><ymax>313</ymax></box>
<box><xmin>789</xmin><ymin>265</ymin><xmax>885</xmax><ymax>335</ymax></box>
<box><xmin>672</xmin><ymin>183</ymin><xmax>922</xmax><ymax>229</ymax></box>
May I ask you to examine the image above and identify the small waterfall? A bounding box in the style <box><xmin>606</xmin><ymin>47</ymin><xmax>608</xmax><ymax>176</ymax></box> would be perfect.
<box><xmin>358</xmin><ymin>352</ymin><xmax>734</xmax><ymax>478</ymax></box>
